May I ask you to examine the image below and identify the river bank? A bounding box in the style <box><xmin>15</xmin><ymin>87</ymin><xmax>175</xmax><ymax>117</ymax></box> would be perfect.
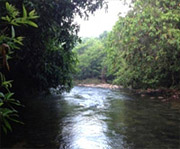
<box><xmin>134</xmin><ymin>88</ymin><xmax>180</xmax><ymax>102</ymax></box>
<box><xmin>75</xmin><ymin>79</ymin><xmax>123</xmax><ymax>89</ymax></box>
<box><xmin>77</xmin><ymin>82</ymin><xmax>180</xmax><ymax>102</ymax></box>
<box><xmin>78</xmin><ymin>83</ymin><xmax>123</xmax><ymax>89</ymax></box>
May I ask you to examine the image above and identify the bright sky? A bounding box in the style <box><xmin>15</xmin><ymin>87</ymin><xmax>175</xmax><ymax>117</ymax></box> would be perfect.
<box><xmin>75</xmin><ymin>0</ymin><xmax>130</xmax><ymax>37</ymax></box>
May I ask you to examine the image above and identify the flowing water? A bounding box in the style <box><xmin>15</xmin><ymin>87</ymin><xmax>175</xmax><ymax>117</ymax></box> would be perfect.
<box><xmin>2</xmin><ymin>86</ymin><xmax>180</xmax><ymax>149</ymax></box>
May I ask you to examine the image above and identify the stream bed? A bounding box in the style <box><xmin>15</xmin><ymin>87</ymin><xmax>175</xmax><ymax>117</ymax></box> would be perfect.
<box><xmin>2</xmin><ymin>86</ymin><xmax>180</xmax><ymax>148</ymax></box>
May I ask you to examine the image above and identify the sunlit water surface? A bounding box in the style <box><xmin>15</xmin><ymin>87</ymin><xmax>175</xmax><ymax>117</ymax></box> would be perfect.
<box><xmin>2</xmin><ymin>86</ymin><xmax>180</xmax><ymax>149</ymax></box>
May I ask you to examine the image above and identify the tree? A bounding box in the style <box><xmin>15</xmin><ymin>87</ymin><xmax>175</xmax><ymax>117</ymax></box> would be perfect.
<box><xmin>0</xmin><ymin>0</ymin><xmax>107</xmax><ymax>93</ymax></box>
<box><xmin>106</xmin><ymin>0</ymin><xmax>180</xmax><ymax>89</ymax></box>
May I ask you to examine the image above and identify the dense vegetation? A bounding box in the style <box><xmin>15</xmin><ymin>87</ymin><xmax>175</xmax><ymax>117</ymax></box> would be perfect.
<box><xmin>106</xmin><ymin>0</ymin><xmax>180</xmax><ymax>89</ymax></box>
<box><xmin>75</xmin><ymin>0</ymin><xmax>180</xmax><ymax>90</ymax></box>
<box><xmin>0</xmin><ymin>0</ymin><xmax>106</xmax><ymax>133</ymax></box>
<box><xmin>0</xmin><ymin>0</ymin><xmax>106</xmax><ymax>93</ymax></box>
<box><xmin>0</xmin><ymin>2</ymin><xmax>38</xmax><ymax>133</ymax></box>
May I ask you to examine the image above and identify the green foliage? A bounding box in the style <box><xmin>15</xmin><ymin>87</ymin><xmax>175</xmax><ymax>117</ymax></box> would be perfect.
<box><xmin>0</xmin><ymin>73</ymin><xmax>23</xmax><ymax>134</ymax></box>
<box><xmin>0</xmin><ymin>0</ymin><xmax>106</xmax><ymax>93</ymax></box>
<box><xmin>0</xmin><ymin>2</ymin><xmax>37</xmax><ymax>133</ymax></box>
<box><xmin>73</xmin><ymin>37</ymin><xmax>106</xmax><ymax>80</ymax></box>
<box><xmin>1</xmin><ymin>2</ymin><xmax>38</xmax><ymax>27</ymax></box>
<box><xmin>0</xmin><ymin>2</ymin><xmax>38</xmax><ymax>53</ymax></box>
<box><xmin>106</xmin><ymin>0</ymin><xmax>180</xmax><ymax>89</ymax></box>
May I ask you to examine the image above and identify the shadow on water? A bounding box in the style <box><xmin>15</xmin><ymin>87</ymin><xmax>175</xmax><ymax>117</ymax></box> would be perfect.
<box><xmin>1</xmin><ymin>94</ymin><xmax>77</xmax><ymax>148</ymax></box>
<box><xmin>1</xmin><ymin>86</ymin><xmax>180</xmax><ymax>149</ymax></box>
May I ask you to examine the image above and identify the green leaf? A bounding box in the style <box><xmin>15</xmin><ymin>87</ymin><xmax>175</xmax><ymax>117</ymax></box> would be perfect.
<box><xmin>10</xmin><ymin>20</ymin><xmax>19</xmax><ymax>26</ymax></box>
<box><xmin>11</xmin><ymin>25</ymin><xmax>15</xmax><ymax>38</ymax></box>
<box><xmin>0</xmin><ymin>92</ymin><xmax>5</xmax><ymax>98</ymax></box>
<box><xmin>9</xmin><ymin>99</ymin><xmax>22</xmax><ymax>106</ymax></box>
<box><xmin>1</xmin><ymin>17</ymin><xmax>6</xmax><ymax>21</ymax></box>
<box><xmin>5</xmin><ymin>92</ymin><xmax>14</xmax><ymax>100</ymax></box>
<box><xmin>2</xmin><ymin>108</ymin><xmax>14</xmax><ymax>116</ymax></box>
<box><xmin>2</xmin><ymin>80</ymin><xmax>13</xmax><ymax>88</ymax></box>
<box><xmin>8</xmin><ymin>117</ymin><xmax>24</xmax><ymax>124</ymax></box>
<box><xmin>26</xmin><ymin>20</ymin><xmax>38</xmax><ymax>28</ymax></box>
<box><xmin>22</xmin><ymin>5</ymin><xmax>27</xmax><ymax>18</ymax></box>
<box><xmin>17</xmin><ymin>36</ymin><xmax>24</xmax><ymax>40</ymax></box>
<box><xmin>4</xmin><ymin>118</ymin><xmax>12</xmax><ymax>132</ymax></box>
<box><xmin>5</xmin><ymin>15</ymin><xmax>11</xmax><ymax>22</ymax></box>
<box><xmin>28</xmin><ymin>16</ymin><xmax>39</xmax><ymax>19</ymax></box>
<box><xmin>13</xmin><ymin>38</ymin><xmax>23</xmax><ymax>45</ymax></box>
<box><xmin>2</xmin><ymin>125</ymin><xmax>7</xmax><ymax>134</ymax></box>
<box><xmin>29</xmin><ymin>9</ymin><xmax>35</xmax><ymax>17</ymax></box>
<box><xmin>5</xmin><ymin>2</ymin><xmax>10</xmax><ymax>11</ymax></box>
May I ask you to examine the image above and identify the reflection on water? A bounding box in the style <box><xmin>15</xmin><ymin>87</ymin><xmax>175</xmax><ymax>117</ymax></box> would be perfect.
<box><xmin>59</xmin><ymin>87</ymin><xmax>110</xmax><ymax>149</ymax></box>
<box><xmin>1</xmin><ymin>86</ymin><xmax>180</xmax><ymax>149</ymax></box>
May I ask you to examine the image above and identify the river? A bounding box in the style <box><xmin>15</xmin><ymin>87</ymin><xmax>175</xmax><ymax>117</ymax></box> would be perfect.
<box><xmin>2</xmin><ymin>86</ymin><xmax>180</xmax><ymax>148</ymax></box>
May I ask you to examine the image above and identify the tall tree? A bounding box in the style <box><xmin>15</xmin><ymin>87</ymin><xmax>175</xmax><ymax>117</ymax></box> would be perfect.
<box><xmin>106</xmin><ymin>0</ymin><xmax>180</xmax><ymax>88</ymax></box>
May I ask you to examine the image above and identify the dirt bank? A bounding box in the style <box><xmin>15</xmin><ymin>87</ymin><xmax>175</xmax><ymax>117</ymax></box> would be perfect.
<box><xmin>78</xmin><ymin>83</ymin><xmax>123</xmax><ymax>89</ymax></box>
